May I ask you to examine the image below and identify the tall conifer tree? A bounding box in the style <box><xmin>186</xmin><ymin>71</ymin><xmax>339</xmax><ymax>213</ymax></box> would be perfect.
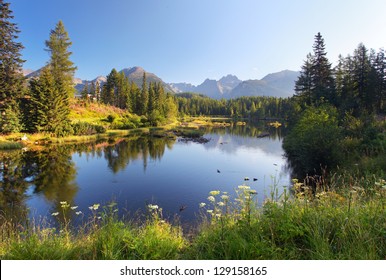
<box><xmin>140</xmin><ymin>72</ymin><xmax>148</xmax><ymax>115</ymax></box>
<box><xmin>45</xmin><ymin>20</ymin><xmax>77</xmax><ymax>97</ymax></box>
<box><xmin>0</xmin><ymin>0</ymin><xmax>24</xmax><ymax>133</ymax></box>
<box><xmin>311</xmin><ymin>32</ymin><xmax>335</xmax><ymax>104</ymax></box>
<box><xmin>295</xmin><ymin>33</ymin><xmax>335</xmax><ymax>107</ymax></box>
<box><xmin>294</xmin><ymin>53</ymin><xmax>313</xmax><ymax>106</ymax></box>
<box><xmin>27</xmin><ymin>21</ymin><xmax>75</xmax><ymax>136</ymax></box>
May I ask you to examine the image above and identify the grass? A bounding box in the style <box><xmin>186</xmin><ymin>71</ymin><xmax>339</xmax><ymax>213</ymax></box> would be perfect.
<box><xmin>0</xmin><ymin>140</ymin><xmax>23</xmax><ymax>150</ymax></box>
<box><xmin>0</xmin><ymin>175</ymin><xmax>385</xmax><ymax>260</ymax></box>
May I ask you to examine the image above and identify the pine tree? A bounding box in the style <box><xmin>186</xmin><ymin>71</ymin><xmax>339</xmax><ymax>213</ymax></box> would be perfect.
<box><xmin>81</xmin><ymin>82</ymin><xmax>89</xmax><ymax>100</ymax></box>
<box><xmin>311</xmin><ymin>32</ymin><xmax>335</xmax><ymax>105</ymax></box>
<box><xmin>294</xmin><ymin>53</ymin><xmax>313</xmax><ymax>106</ymax></box>
<box><xmin>130</xmin><ymin>81</ymin><xmax>140</xmax><ymax>114</ymax></box>
<box><xmin>352</xmin><ymin>43</ymin><xmax>374</xmax><ymax>114</ymax></box>
<box><xmin>139</xmin><ymin>72</ymin><xmax>148</xmax><ymax>115</ymax></box>
<box><xmin>28</xmin><ymin>67</ymin><xmax>72</xmax><ymax>136</ymax></box>
<box><xmin>116</xmin><ymin>72</ymin><xmax>130</xmax><ymax>109</ymax></box>
<box><xmin>373</xmin><ymin>49</ymin><xmax>386</xmax><ymax>113</ymax></box>
<box><xmin>0</xmin><ymin>0</ymin><xmax>25</xmax><ymax>133</ymax></box>
<box><xmin>101</xmin><ymin>69</ymin><xmax>118</xmax><ymax>105</ymax></box>
<box><xmin>45</xmin><ymin>20</ymin><xmax>77</xmax><ymax>98</ymax></box>
<box><xmin>95</xmin><ymin>80</ymin><xmax>101</xmax><ymax>102</ymax></box>
<box><xmin>27</xmin><ymin>21</ymin><xmax>75</xmax><ymax>136</ymax></box>
<box><xmin>89</xmin><ymin>81</ymin><xmax>96</xmax><ymax>101</ymax></box>
<box><xmin>155</xmin><ymin>82</ymin><xmax>165</xmax><ymax>112</ymax></box>
<box><xmin>295</xmin><ymin>33</ymin><xmax>335</xmax><ymax>107</ymax></box>
<box><xmin>148</xmin><ymin>82</ymin><xmax>156</xmax><ymax>114</ymax></box>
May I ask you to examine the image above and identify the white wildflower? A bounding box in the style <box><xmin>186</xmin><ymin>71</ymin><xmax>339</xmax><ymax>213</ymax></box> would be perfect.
<box><xmin>70</xmin><ymin>206</ymin><xmax>78</xmax><ymax>210</ymax></box>
<box><xmin>217</xmin><ymin>202</ymin><xmax>225</xmax><ymax>207</ymax></box>
<box><xmin>199</xmin><ymin>202</ymin><xmax>206</xmax><ymax>208</ymax></box>
<box><xmin>207</xmin><ymin>196</ymin><xmax>215</xmax><ymax>202</ymax></box>
<box><xmin>148</xmin><ymin>204</ymin><xmax>159</xmax><ymax>210</ymax></box>
<box><xmin>209</xmin><ymin>190</ymin><xmax>220</xmax><ymax>196</ymax></box>
<box><xmin>89</xmin><ymin>203</ymin><xmax>100</xmax><ymax>211</ymax></box>
<box><xmin>51</xmin><ymin>212</ymin><xmax>59</xmax><ymax>216</ymax></box>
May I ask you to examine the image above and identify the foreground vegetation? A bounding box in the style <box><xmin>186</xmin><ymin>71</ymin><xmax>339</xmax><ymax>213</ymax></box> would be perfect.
<box><xmin>1</xmin><ymin>176</ymin><xmax>385</xmax><ymax>260</ymax></box>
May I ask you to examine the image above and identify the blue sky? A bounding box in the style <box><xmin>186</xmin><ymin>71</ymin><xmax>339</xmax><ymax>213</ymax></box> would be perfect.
<box><xmin>9</xmin><ymin>0</ymin><xmax>386</xmax><ymax>85</ymax></box>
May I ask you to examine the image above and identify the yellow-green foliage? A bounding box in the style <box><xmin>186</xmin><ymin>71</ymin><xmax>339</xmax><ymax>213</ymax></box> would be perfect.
<box><xmin>69</xmin><ymin>99</ymin><xmax>127</xmax><ymax>124</ymax></box>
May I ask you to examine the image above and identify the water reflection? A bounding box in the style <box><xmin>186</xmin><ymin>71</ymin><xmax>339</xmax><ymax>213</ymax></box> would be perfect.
<box><xmin>1</xmin><ymin>122</ymin><xmax>290</xmax><ymax>227</ymax></box>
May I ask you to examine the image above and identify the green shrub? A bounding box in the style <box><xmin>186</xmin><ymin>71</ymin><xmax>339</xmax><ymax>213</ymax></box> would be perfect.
<box><xmin>106</xmin><ymin>114</ymin><xmax>116</xmax><ymax>123</ymax></box>
<box><xmin>72</xmin><ymin>122</ymin><xmax>106</xmax><ymax>135</ymax></box>
<box><xmin>283</xmin><ymin>105</ymin><xmax>343</xmax><ymax>177</ymax></box>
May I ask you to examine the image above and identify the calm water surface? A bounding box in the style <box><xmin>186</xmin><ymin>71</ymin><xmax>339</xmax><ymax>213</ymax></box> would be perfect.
<box><xmin>0</xmin><ymin>123</ymin><xmax>291</xmax><ymax>227</ymax></box>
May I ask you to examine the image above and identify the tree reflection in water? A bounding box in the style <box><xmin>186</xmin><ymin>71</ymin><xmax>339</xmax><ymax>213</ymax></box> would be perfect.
<box><xmin>0</xmin><ymin>135</ymin><xmax>176</xmax><ymax>227</ymax></box>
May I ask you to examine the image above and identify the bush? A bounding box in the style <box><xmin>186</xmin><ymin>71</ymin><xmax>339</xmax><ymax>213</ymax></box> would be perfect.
<box><xmin>72</xmin><ymin>122</ymin><xmax>106</xmax><ymax>136</ymax></box>
<box><xmin>283</xmin><ymin>105</ymin><xmax>343</xmax><ymax>177</ymax></box>
<box><xmin>110</xmin><ymin>115</ymin><xmax>143</xmax><ymax>130</ymax></box>
<box><xmin>106</xmin><ymin>115</ymin><xmax>116</xmax><ymax>123</ymax></box>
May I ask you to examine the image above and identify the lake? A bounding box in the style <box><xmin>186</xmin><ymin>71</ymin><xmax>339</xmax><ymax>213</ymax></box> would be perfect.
<box><xmin>0</xmin><ymin>122</ymin><xmax>291</xmax><ymax>228</ymax></box>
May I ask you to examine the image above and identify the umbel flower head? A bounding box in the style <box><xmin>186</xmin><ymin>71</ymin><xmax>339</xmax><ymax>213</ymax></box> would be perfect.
<box><xmin>89</xmin><ymin>204</ymin><xmax>100</xmax><ymax>211</ymax></box>
<box><xmin>147</xmin><ymin>204</ymin><xmax>159</xmax><ymax>210</ymax></box>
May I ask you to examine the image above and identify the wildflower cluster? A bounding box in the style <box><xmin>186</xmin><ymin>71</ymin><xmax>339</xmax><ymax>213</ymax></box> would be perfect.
<box><xmin>51</xmin><ymin>201</ymin><xmax>83</xmax><ymax>217</ymax></box>
<box><xmin>199</xmin><ymin>183</ymin><xmax>260</xmax><ymax>223</ymax></box>
<box><xmin>199</xmin><ymin>189</ymin><xmax>229</xmax><ymax>220</ymax></box>
<box><xmin>147</xmin><ymin>204</ymin><xmax>163</xmax><ymax>222</ymax></box>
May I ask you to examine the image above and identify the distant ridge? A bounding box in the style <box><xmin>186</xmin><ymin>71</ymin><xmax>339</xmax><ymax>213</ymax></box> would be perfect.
<box><xmin>168</xmin><ymin>70</ymin><xmax>299</xmax><ymax>99</ymax></box>
<box><xmin>23</xmin><ymin>67</ymin><xmax>299</xmax><ymax>99</ymax></box>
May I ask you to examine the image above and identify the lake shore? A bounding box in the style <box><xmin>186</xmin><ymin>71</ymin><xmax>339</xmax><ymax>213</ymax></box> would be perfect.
<box><xmin>0</xmin><ymin>117</ymin><xmax>238</xmax><ymax>150</ymax></box>
<box><xmin>1</xmin><ymin>175</ymin><xmax>385</xmax><ymax>260</ymax></box>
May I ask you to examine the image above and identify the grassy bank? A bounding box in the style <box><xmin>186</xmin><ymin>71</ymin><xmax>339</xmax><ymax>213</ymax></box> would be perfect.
<box><xmin>1</xmin><ymin>176</ymin><xmax>385</xmax><ymax>260</ymax></box>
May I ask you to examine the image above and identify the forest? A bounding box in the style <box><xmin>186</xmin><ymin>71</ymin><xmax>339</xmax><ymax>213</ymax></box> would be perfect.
<box><xmin>1</xmin><ymin>0</ymin><xmax>385</xmax><ymax>180</ymax></box>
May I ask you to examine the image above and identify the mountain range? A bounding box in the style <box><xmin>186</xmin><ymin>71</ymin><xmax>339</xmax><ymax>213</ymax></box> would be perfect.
<box><xmin>24</xmin><ymin>66</ymin><xmax>299</xmax><ymax>99</ymax></box>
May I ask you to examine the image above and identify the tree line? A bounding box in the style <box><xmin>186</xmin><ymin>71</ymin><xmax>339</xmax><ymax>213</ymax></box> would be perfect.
<box><xmin>284</xmin><ymin>32</ymin><xmax>385</xmax><ymax>178</ymax></box>
<box><xmin>294</xmin><ymin>32</ymin><xmax>385</xmax><ymax>117</ymax></box>
<box><xmin>175</xmin><ymin>93</ymin><xmax>293</xmax><ymax>119</ymax></box>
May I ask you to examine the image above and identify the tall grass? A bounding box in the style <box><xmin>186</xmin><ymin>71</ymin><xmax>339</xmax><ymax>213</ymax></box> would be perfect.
<box><xmin>0</xmin><ymin>141</ymin><xmax>23</xmax><ymax>150</ymax></box>
<box><xmin>1</xmin><ymin>176</ymin><xmax>385</xmax><ymax>260</ymax></box>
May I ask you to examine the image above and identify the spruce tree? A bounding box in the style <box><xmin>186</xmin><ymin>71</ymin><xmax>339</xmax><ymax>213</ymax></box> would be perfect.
<box><xmin>95</xmin><ymin>80</ymin><xmax>101</xmax><ymax>102</ymax></box>
<box><xmin>311</xmin><ymin>32</ymin><xmax>335</xmax><ymax>105</ymax></box>
<box><xmin>0</xmin><ymin>0</ymin><xmax>24</xmax><ymax>133</ymax></box>
<box><xmin>139</xmin><ymin>72</ymin><xmax>148</xmax><ymax>115</ymax></box>
<box><xmin>373</xmin><ymin>49</ymin><xmax>386</xmax><ymax>113</ymax></box>
<box><xmin>295</xmin><ymin>33</ymin><xmax>335</xmax><ymax>107</ymax></box>
<box><xmin>352</xmin><ymin>43</ymin><xmax>380</xmax><ymax>115</ymax></box>
<box><xmin>101</xmin><ymin>69</ymin><xmax>118</xmax><ymax>105</ymax></box>
<box><xmin>45</xmin><ymin>20</ymin><xmax>77</xmax><ymax>97</ymax></box>
<box><xmin>81</xmin><ymin>82</ymin><xmax>89</xmax><ymax>100</ymax></box>
<box><xmin>27</xmin><ymin>21</ymin><xmax>75</xmax><ymax>136</ymax></box>
<box><xmin>294</xmin><ymin>53</ymin><xmax>313</xmax><ymax>106</ymax></box>
<box><xmin>28</xmin><ymin>66</ymin><xmax>72</xmax><ymax>136</ymax></box>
